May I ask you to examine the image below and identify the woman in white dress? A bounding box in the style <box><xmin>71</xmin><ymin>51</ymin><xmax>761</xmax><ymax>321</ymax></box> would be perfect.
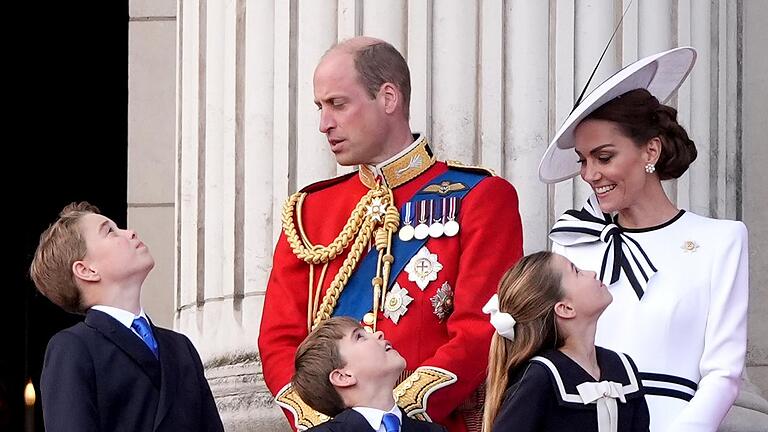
<box><xmin>538</xmin><ymin>47</ymin><xmax>748</xmax><ymax>432</ymax></box>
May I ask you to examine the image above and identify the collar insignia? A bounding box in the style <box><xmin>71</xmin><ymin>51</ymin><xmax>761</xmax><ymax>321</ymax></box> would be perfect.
<box><xmin>359</xmin><ymin>137</ymin><xmax>436</xmax><ymax>189</ymax></box>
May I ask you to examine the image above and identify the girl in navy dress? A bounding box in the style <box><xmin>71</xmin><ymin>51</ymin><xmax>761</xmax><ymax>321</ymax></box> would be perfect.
<box><xmin>482</xmin><ymin>251</ymin><xmax>649</xmax><ymax>432</ymax></box>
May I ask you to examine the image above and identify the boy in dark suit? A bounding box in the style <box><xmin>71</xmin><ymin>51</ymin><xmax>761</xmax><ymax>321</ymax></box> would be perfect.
<box><xmin>29</xmin><ymin>202</ymin><xmax>224</xmax><ymax>432</ymax></box>
<box><xmin>292</xmin><ymin>317</ymin><xmax>446</xmax><ymax>432</ymax></box>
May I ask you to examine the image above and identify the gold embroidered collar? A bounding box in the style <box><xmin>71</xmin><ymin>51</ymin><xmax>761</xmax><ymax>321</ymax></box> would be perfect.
<box><xmin>359</xmin><ymin>135</ymin><xmax>436</xmax><ymax>189</ymax></box>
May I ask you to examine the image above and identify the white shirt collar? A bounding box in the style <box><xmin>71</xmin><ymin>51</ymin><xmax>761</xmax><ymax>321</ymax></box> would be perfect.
<box><xmin>91</xmin><ymin>305</ymin><xmax>148</xmax><ymax>329</ymax></box>
<box><xmin>363</xmin><ymin>134</ymin><xmax>424</xmax><ymax>180</ymax></box>
<box><xmin>352</xmin><ymin>404</ymin><xmax>401</xmax><ymax>432</ymax></box>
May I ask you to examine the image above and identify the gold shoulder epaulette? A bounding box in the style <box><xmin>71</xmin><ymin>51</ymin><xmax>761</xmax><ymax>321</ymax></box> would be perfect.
<box><xmin>446</xmin><ymin>160</ymin><xmax>497</xmax><ymax>177</ymax></box>
<box><xmin>393</xmin><ymin>366</ymin><xmax>458</xmax><ymax>422</ymax></box>
<box><xmin>274</xmin><ymin>383</ymin><xmax>330</xmax><ymax>430</ymax></box>
<box><xmin>299</xmin><ymin>171</ymin><xmax>357</xmax><ymax>193</ymax></box>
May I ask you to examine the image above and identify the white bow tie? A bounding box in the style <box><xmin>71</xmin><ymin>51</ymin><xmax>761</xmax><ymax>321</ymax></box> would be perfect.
<box><xmin>576</xmin><ymin>381</ymin><xmax>626</xmax><ymax>432</ymax></box>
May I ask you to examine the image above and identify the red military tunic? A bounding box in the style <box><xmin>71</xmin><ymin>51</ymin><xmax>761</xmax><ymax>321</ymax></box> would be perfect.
<box><xmin>259</xmin><ymin>147</ymin><xmax>523</xmax><ymax>432</ymax></box>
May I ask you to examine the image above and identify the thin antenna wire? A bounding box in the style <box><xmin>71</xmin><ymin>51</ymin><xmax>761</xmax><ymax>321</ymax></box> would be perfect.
<box><xmin>572</xmin><ymin>0</ymin><xmax>635</xmax><ymax>112</ymax></box>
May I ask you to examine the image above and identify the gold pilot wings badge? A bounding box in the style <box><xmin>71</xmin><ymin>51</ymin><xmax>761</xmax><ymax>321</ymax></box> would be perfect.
<box><xmin>421</xmin><ymin>180</ymin><xmax>467</xmax><ymax>195</ymax></box>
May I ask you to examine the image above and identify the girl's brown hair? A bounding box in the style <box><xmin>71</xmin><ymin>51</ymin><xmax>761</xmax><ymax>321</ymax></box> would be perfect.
<box><xmin>482</xmin><ymin>251</ymin><xmax>564</xmax><ymax>431</ymax></box>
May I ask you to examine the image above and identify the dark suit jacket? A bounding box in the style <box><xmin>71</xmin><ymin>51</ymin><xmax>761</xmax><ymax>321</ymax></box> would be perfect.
<box><xmin>306</xmin><ymin>408</ymin><xmax>447</xmax><ymax>432</ymax></box>
<box><xmin>40</xmin><ymin>309</ymin><xmax>224</xmax><ymax>432</ymax></box>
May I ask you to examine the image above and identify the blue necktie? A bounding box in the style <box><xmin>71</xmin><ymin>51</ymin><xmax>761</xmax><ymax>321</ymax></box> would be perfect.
<box><xmin>131</xmin><ymin>316</ymin><xmax>159</xmax><ymax>358</ymax></box>
<box><xmin>382</xmin><ymin>413</ymin><xmax>400</xmax><ymax>432</ymax></box>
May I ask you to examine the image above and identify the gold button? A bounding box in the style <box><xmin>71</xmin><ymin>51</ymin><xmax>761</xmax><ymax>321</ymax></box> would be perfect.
<box><xmin>363</xmin><ymin>326</ymin><xmax>374</xmax><ymax>333</ymax></box>
<box><xmin>363</xmin><ymin>312</ymin><xmax>375</xmax><ymax>325</ymax></box>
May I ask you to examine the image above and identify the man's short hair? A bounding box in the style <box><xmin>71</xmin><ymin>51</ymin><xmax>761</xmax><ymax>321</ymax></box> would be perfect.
<box><xmin>353</xmin><ymin>41</ymin><xmax>411</xmax><ymax>120</ymax></box>
<box><xmin>291</xmin><ymin>316</ymin><xmax>361</xmax><ymax>417</ymax></box>
<box><xmin>29</xmin><ymin>202</ymin><xmax>100</xmax><ymax>314</ymax></box>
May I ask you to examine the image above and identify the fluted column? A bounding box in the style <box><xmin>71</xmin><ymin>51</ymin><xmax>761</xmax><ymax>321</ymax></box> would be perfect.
<box><xmin>504</xmin><ymin>0</ymin><xmax>550</xmax><ymax>251</ymax></box>
<box><xmin>296</xmin><ymin>1</ymin><xmax>338</xmax><ymax>189</ymax></box>
<box><xmin>431</xmin><ymin>1</ymin><xmax>478</xmax><ymax>161</ymax></box>
<box><xmin>687</xmin><ymin>1</ymin><xmax>711</xmax><ymax>215</ymax></box>
<box><xmin>571</xmin><ymin>0</ymin><xmax>620</xmax><ymax>207</ymax></box>
<box><xmin>639</xmin><ymin>0</ymin><xmax>678</xmax><ymax>201</ymax></box>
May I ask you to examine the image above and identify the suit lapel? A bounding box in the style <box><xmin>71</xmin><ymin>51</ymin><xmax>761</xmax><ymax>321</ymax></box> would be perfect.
<box><xmin>401</xmin><ymin>408</ymin><xmax>433</xmax><ymax>432</ymax></box>
<box><xmin>85</xmin><ymin>309</ymin><xmax>161</xmax><ymax>386</ymax></box>
<box><xmin>333</xmin><ymin>409</ymin><xmax>376</xmax><ymax>431</ymax></box>
<box><xmin>152</xmin><ymin>326</ymin><xmax>178</xmax><ymax>430</ymax></box>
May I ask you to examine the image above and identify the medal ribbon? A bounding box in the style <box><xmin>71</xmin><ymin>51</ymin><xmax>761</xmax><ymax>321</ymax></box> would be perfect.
<box><xmin>333</xmin><ymin>169</ymin><xmax>488</xmax><ymax>320</ymax></box>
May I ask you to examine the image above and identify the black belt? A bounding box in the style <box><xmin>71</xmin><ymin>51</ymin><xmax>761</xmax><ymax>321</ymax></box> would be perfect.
<box><xmin>640</xmin><ymin>372</ymin><xmax>698</xmax><ymax>402</ymax></box>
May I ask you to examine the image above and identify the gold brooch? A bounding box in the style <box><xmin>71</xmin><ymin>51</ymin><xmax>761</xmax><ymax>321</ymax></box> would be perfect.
<box><xmin>681</xmin><ymin>240</ymin><xmax>699</xmax><ymax>253</ymax></box>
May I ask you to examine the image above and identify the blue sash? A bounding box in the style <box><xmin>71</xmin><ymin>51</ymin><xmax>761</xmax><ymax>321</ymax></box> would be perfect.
<box><xmin>332</xmin><ymin>169</ymin><xmax>487</xmax><ymax>320</ymax></box>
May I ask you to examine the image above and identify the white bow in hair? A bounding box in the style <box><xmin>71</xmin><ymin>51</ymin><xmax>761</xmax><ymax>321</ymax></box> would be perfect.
<box><xmin>576</xmin><ymin>381</ymin><xmax>626</xmax><ymax>432</ymax></box>
<box><xmin>482</xmin><ymin>294</ymin><xmax>517</xmax><ymax>341</ymax></box>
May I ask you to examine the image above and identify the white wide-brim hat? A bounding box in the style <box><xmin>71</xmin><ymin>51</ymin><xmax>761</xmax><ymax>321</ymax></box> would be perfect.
<box><xmin>538</xmin><ymin>46</ymin><xmax>697</xmax><ymax>184</ymax></box>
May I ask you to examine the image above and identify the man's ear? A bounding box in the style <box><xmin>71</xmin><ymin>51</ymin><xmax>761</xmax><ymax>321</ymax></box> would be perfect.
<box><xmin>329</xmin><ymin>368</ymin><xmax>357</xmax><ymax>388</ymax></box>
<box><xmin>554</xmin><ymin>301</ymin><xmax>575</xmax><ymax>319</ymax></box>
<box><xmin>72</xmin><ymin>260</ymin><xmax>100</xmax><ymax>283</ymax></box>
<box><xmin>379</xmin><ymin>82</ymin><xmax>399</xmax><ymax>115</ymax></box>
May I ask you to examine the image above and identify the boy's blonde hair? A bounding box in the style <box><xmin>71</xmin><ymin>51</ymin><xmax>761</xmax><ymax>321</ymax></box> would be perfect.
<box><xmin>291</xmin><ymin>316</ymin><xmax>361</xmax><ymax>417</ymax></box>
<box><xmin>29</xmin><ymin>202</ymin><xmax>100</xmax><ymax>314</ymax></box>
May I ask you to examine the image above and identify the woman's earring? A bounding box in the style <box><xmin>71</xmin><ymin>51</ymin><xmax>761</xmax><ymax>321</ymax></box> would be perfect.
<box><xmin>644</xmin><ymin>163</ymin><xmax>656</xmax><ymax>174</ymax></box>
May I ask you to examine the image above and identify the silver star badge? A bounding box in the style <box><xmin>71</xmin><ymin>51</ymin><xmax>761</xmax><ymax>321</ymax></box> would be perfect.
<box><xmin>384</xmin><ymin>283</ymin><xmax>413</xmax><ymax>324</ymax></box>
<box><xmin>405</xmin><ymin>246</ymin><xmax>443</xmax><ymax>290</ymax></box>
<box><xmin>365</xmin><ymin>197</ymin><xmax>387</xmax><ymax>222</ymax></box>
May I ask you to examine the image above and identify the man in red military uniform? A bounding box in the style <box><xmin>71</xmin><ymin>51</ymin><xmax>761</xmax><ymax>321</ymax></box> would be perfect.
<box><xmin>258</xmin><ymin>37</ymin><xmax>523</xmax><ymax>432</ymax></box>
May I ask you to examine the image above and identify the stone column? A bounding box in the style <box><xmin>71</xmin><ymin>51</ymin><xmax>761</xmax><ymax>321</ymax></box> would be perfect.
<box><xmin>570</xmin><ymin>0</ymin><xmax>620</xmax><ymax>207</ymax></box>
<box><xmin>176</xmin><ymin>0</ymin><xmax>282</xmax><ymax>429</ymax></box>
<box><xmin>127</xmin><ymin>0</ymin><xmax>177</xmax><ymax>328</ymax></box>
<box><xmin>504</xmin><ymin>0</ymin><xmax>550</xmax><ymax>251</ymax></box>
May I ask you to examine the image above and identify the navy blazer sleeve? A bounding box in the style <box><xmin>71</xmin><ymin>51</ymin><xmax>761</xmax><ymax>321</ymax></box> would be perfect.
<box><xmin>41</xmin><ymin>330</ymin><xmax>99</xmax><ymax>432</ymax></box>
<box><xmin>491</xmin><ymin>364</ymin><xmax>551</xmax><ymax>432</ymax></box>
<box><xmin>182</xmin><ymin>334</ymin><xmax>224</xmax><ymax>431</ymax></box>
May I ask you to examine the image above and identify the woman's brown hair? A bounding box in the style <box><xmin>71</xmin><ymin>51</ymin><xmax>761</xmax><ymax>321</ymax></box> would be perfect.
<box><xmin>482</xmin><ymin>251</ymin><xmax>564</xmax><ymax>431</ymax></box>
<box><xmin>584</xmin><ymin>88</ymin><xmax>697</xmax><ymax>180</ymax></box>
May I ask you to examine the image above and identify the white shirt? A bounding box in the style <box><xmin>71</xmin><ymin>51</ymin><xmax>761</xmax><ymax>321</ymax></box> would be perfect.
<box><xmin>91</xmin><ymin>305</ymin><xmax>151</xmax><ymax>341</ymax></box>
<box><xmin>352</xmin><ymin>404</ymin><xmax>402</xmax><ymax>432</ymax></box>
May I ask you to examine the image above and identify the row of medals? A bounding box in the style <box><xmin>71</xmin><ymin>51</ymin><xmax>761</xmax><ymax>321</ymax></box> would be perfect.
<box><xmin>398</xmin><ymin>198</ymin><xmax>460</xmax><ymax>241</ymax></box>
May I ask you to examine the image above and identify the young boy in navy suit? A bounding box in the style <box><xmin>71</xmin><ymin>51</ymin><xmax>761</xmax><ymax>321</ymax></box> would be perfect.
<box><xmin>30</xmin><ymin>202</ymin><xmax>224</xmax><ymax>432</ymax></box>
<box><xmin>292</xmin><ymin>317</ymin><xmax>446</xmax><ymax>432</ymax></box>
